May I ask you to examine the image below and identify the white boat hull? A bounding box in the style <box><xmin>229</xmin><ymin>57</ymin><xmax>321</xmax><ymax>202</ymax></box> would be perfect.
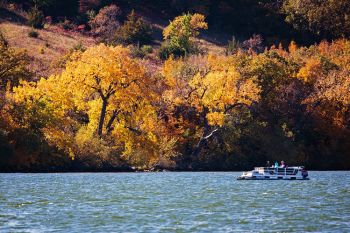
<box><xmin>237</xmin><ymin>176</ymin><xmax>309</xmax><ymax>180</ymax></box>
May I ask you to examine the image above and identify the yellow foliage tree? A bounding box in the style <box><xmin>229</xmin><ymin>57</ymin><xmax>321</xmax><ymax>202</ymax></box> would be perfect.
<box><xmin>163</xmin><ymin>54</ymin><xmax>261</xmax><ymax>156</ymax></box>
<box><xmin>12</xmin><ymin>44</ymin><xmax>170</xmax><ymax>167</ymax></box>
<box><xmin>163</xmin><ymin>13</ymin><xmax>208</xmax><ymax>41</ymax></box>
<box><xmin>59</xmin><ymin>44</ymin><xmax>149</xmax><ymax>137</ymax></box>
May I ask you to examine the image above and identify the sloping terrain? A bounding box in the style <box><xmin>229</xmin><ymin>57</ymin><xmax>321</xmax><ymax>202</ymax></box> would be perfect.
<box><xmin>0</xmin><ymin>4</ymin><xmax>226</xmax><ymax>78</ymax></box>
<box><xmin>0</xmin><ymin>22</ymin><xmax>96</xmax><ymax>78</ymax></box>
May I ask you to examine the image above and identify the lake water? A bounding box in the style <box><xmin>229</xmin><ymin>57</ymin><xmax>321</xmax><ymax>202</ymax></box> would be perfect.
<box><xmin>0</xmin><ymin>172</ymin><xmax>349</xmax><ymax>232</ymax></box>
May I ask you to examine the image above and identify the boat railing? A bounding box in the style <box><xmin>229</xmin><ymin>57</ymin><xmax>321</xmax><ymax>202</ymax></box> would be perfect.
<box><xmin>255</xmin><ymin>167</ymin><xmax>300</xmax><ymax>175</ymax></box>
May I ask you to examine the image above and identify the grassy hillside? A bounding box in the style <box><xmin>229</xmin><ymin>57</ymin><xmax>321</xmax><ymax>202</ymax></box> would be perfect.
<box><xmin>0</xmin><ymin>22</ymin><xmax>95</xmax><ymax>77</ymax></box>
<box><xmin>0</xmin><ymin>7</ymin><xmax>226</xmax><ymax>78</ymax></box>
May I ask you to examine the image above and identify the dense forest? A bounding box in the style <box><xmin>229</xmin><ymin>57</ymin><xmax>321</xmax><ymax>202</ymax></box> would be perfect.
<box><xmin>0</xmin><ymin>0</ymin><xmax>350</xmax><ymax>171</ymax></box>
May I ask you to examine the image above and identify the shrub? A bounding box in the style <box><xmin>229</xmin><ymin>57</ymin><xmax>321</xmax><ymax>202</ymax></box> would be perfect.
<box><xmin>28</xmin><ymin>6</ymin><xmax>44</xmax><ymax>29</ymax></box>
<box><xmin>225</xmin><ymin>36</ymin><xmax>241</xmax><ymax>55</ymax></box>
<box><xmin>28</xmin><ymin>30</ymin><xmax>39</xmax><ymax>38</ymax></box>
<box><xmin>141</xmin><ymin>45</ymin><xmax>153</xmax><ymax>54</ymax></box>
<box><xmin>39</xmin><ymin>47</ymin><xmax>45</xmax><ymax>54</ymax></box>
<box><xmin>89</xmin><ymin>4</ymin><xmax>121</xmax><ymax>43</ymax></box>
<box><xmin>130</xmin><ymin>45</ymin><xmax>152</xmax><ymax>58</ymax></box>
<box><xmin>130</xmin><ymin>45</ymin><xmax>146</xmax><ymax>58</ymax></box>
<box><xmin>241</xmin><ymin>34</ymin><xmax>263</xmax><ymax>53</ymax></box>
<box><xmin>86</xmin><ymin>10</ymin><xmax>96</xmax><ymax>21</ymax></box>
<box><xmin>59</xmin><ymin>19</ymin><xmax>74</xmax><ymax>30</ymax></box>
<box><xmin>70</xmin><ymin>42</ymin><xmax>86</xmax><ymax>52</ymax></box>
<box><xmin>0</xmin><ymin>31</ymin><xmax>8</xmax><ymax>47</ymax></box>
<box><xmin>113</xmin><ymin>10</ymin><xmax>152</xmax><ymax>45</ymax></box>
<box><xmin>158</xmin><ymin>42</ymin><xmax>178</xmax><ymax>60</ymax></box>
<box><xmin>158</xmin><ymin>41</ymin><xmax>199</xmax><ymax>60</ymax></box>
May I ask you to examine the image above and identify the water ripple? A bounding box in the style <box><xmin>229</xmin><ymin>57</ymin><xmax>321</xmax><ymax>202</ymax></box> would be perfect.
<box><xmin>0</xmin><ymin>172</ymin><xmax>349</xmax><ymax>232</ymax></box>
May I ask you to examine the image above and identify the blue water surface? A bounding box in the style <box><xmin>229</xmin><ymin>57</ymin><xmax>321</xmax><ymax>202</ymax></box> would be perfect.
<box><xmin>0</xmin><ymin>171</ymin><xmax>349</xmax><ymax>232</ymax></box>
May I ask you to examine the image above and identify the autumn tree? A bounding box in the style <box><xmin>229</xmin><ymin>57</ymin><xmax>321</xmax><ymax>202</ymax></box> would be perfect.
<box><xmin>248</xmin><ymin>39</ymin><xmax>350</xmax><ymax>168</ymax></box>
<box><xmin>0</xmin><ymin>32</ymin><xmax>49</xmax><ymax>170</ymax></box>
<box><xmin>0</xmin><ymin>32</ymin><xmax>31</xmax><ymax>91</ymax></box>
<box><xmin>89</xmin><ymin>4</ymin><xmax>121</xmax><ymax>43</ymax></box>
<box><xmin>162</xmin><ymin>54</ymin><xmax>260</xmax><ymax>161</ymax></box>
<box><xmin>12</xmin><ymin>44</ymin><xmax>177</xmax><ymax>168</ymax></box>
<box><xmin>296</xmin><ymin>40</ymin><xmax>350</xmax><ymax>131</ymax></box>
<box><xmin>159</xmin><ymin>13</ymin><xmax>208</xmax><ymax>59</ymax></box>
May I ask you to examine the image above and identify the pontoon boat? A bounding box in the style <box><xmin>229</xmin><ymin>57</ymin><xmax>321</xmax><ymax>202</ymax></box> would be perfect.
<box><xmin>237</xmin><ymin>166</ymin><xmax>309</xmax><ymax>180</ymax></box>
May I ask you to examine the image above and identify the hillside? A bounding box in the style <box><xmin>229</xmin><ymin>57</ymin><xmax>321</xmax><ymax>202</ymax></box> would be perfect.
<box><xmin>0</xmin><ymin>22</ymin><xmax>96</xmax><ymax>77</ymax></box>
<box><xmin>0</xmin><ymin>4</ymin><xmax>96</xmax><ymax>77</ymax></box>
<box><xmin>0</xmin><ymin>4</ymin><xmax>225</xmax><ymax>78</ymax></box>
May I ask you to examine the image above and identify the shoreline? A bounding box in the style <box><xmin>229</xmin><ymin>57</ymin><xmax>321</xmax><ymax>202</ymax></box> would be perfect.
<box><xmin>1</xmin><ymin>169</ymin><xmax>350</xmax><ymax>173</ymax></box>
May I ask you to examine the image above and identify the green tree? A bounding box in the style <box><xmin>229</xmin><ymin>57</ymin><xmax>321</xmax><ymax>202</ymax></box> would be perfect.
<box><xmin>27</xmin><ymin>5</ymin><xmax>44</xmax><ymax>29</ymax></box>
<box><xmin>113</xmin><ymin>10</ymin><xmax>153</xmax><ymax>45</ymax></box>
<box><xmin>283</xmin><ymin>0</ymin><xmax>350</xmax><ymax>38</ymax></box>
<box><xmin>159</xmin><ymin>13</ymin><xmax>207</xmax><ymax>59</ymax></box>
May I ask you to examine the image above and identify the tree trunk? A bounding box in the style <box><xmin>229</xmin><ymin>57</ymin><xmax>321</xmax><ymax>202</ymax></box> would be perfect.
<box><xmin>98</xmin><ymin>99</ymin><xmax>108</xmax><ymax>137</ymax></box>
<box><xmin>191</xmin><ymin>124</ymin><xmax>219</xmax><ymax>158</ymax></box>
<box><xmin>106</xmin><ymin>110</ymin><xmax>119</xmax><ymax>134</ymax></box>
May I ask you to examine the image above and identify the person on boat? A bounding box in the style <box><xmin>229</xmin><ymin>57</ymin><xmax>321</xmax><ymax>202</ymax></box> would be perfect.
<box><xmin>274</xmin><ymin>161</ymin><xmax>279</xmax><ymax>168</ymax></box>
<box><xmin>281</xmin><ymin>160</ymin><xmax>286</xmax><ymax>168</ymax></box>
<box><xmin>266</xmin><ymin>161</ymin><xmax>271</xmax><ymax>167</ymax></box>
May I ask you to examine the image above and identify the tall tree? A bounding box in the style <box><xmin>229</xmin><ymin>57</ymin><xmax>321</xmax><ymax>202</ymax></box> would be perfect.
<box><xmin>162</xmin><ymin>54</ymin><xmax>260</xmax><ymax>161</ymax></box>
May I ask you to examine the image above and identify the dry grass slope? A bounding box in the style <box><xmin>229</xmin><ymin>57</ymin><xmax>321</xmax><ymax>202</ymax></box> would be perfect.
<box><xmin>0</xmin><ymin>22</ymin><xmax>96</xmax><ymax>78</ymax></box>
<box><xmin>0</xmin><ymin>3</ymin><xmax>225</xmax><ymax>78</ymax></box>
